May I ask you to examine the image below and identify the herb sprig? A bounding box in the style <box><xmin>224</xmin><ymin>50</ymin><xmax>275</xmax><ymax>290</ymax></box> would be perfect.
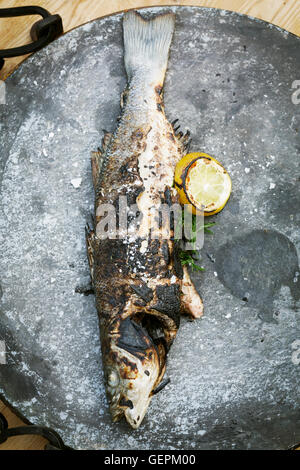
<box><xmin>177</xmin><ymin>213</ymin><xmax>215</xmax><ymax>271</ymax></box>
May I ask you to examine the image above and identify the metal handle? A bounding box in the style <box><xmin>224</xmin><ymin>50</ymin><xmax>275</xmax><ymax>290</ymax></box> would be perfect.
<box><xmin>0</xmin><ymin>5</ymin><xmax>63</xmax><ymax>70</ymax></box>
<box><xmin>0</xmin><ymin>411</ymin><xmax>71</xmax><ymax>450</ymax></box>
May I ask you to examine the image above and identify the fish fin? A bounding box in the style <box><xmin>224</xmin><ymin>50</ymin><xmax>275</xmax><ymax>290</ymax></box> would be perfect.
<box><xmin>123</xmin><ymin>10</ymin><xmax>175</xmax><ymax>81</ymax></box>
<box><xmin>101</xmin><ymin>130</ymin><xmax>112</xmax><ymax>153</ymax></box>
<box><xmin>85</xmin><ymin>223</ymin><xmax>95</xmax><ymax>283</ymax></box>
<box><xmin>120</xmin><ymin>87</ymin><xmax>129</xmax><ymax>109</ymax></box>
<box><xmin>178</xmin><ymin>129</ymin><xmax>192</xmax><ymax>152</ymax></box>
<box><xmin>171</xmin><ymin>119</ymin><xmax>192</xmax><ymax>152</ymax></box>
<box><xmin>91</xmin><ymin>131</ymin><xmax>112</xmax><ymax>188</ymax></box>
<box><xmin>152</xmin><ymin>377</ymin><xmax>170</xmax><ymax>396</ymax></box>
<box><xmin>75</xmin><ymin>283</ymin><xmax>94</xmax><ymax>296</ymax></box>
<box><xmin>91</xmin><ymin>149</ymin><xmax>103</xmax><ymax>189</ymax></box>
<box><xmin>181</xmin><ymin>266</ymin><xmax>204</xmax><ymax>319</ymax></box>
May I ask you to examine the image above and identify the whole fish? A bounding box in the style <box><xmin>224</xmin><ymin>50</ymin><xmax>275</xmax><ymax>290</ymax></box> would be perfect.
<box><xmin>86</xmin><ymin>10</ymin><xmax>203</xmax><ymax>429</ymax></box>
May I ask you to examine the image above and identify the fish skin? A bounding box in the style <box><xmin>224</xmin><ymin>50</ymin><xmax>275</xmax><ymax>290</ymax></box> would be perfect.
<box><xmin>86</xmin><ymin>11</ymin><xmax>203</xmax><ymax>429</ymax></box>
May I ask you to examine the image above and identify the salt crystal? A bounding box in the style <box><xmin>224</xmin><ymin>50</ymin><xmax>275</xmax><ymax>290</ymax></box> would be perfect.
<box><xmin>71</xmin><ymin>178</ymin><xmax>82</xmax><ymax>188</ymax></box>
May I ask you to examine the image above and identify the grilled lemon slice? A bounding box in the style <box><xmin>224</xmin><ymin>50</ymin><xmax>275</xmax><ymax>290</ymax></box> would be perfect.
<box><xmin>174</xmin><ymin>152</ymin><xmax>232</xmax><ymax>216</ymax></box>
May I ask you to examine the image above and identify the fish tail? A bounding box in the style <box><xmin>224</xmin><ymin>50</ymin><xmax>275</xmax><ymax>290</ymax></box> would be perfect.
<box><xmin>123</xmin><ymin>10</ymin><xmax>175</xmax><ymax>82</ymax></box>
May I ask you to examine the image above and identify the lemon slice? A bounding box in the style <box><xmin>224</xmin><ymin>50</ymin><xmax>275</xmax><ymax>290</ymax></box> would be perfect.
<box><xmin>174</xmin><ymin>152</ymin><xmax>232</xmax><ymax>216</ymax></box>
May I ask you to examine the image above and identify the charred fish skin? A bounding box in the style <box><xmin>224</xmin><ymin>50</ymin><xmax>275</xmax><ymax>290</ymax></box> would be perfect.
<box><xmin>87</xmin><ymin>11</ymin><xmax>203</xmax><ymax>429</ymax></box>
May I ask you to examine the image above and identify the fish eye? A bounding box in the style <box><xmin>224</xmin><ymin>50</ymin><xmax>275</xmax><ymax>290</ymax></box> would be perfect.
<box><xmin>108</xmin><ymin>370</ymin><xmax>119</xmax><ymax>388</ymax></box>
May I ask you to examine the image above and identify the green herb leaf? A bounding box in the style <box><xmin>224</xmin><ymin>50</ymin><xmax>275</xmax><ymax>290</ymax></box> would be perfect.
<box><xmin>178</xmin><ymin>212</ymin><xmax>216</xmax><ymax>271</ymax></box>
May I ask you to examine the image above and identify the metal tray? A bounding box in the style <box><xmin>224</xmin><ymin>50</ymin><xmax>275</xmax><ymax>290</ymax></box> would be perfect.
<box><xmin>0</xmin><ymin>6</ymin><xmax>299</xmax><ymax>450</ymax></box>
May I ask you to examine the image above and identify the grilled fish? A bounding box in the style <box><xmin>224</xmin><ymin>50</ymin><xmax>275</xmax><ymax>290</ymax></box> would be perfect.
<box><xmin>86</xmin><ymin>10</ymin><xmax>203</xmax><ymax>429</ymax></box>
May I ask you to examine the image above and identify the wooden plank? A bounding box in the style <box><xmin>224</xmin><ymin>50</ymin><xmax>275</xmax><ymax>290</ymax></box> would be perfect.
<box><xmin>0</xmin><ymin>0</ymin><xmax>299</xmax><ymax>451</ymax></box>
<box><xmin>0</xmin><ymin>400</ymin><xmax>47</xmax><ymax>450</ymax></box>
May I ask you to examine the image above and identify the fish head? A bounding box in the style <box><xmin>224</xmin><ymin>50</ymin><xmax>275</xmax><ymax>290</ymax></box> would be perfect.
<box><xmin>102</xmin><ymin>317</ymin><xmax>166</xmax><ymax>428</ymax></box>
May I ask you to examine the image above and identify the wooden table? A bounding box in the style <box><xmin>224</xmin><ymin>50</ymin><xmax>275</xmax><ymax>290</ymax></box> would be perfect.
<box><xmin>0</xmin><ymin>0</ymin><xmax>299</xmax><ymax>450</ymax></box>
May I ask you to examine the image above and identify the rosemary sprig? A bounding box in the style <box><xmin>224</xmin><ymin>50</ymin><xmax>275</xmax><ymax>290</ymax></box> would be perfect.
<box><xmin>179</xmin><ymin>250</ymin><xmax>205</xmax><ymax>272</ymax></box>
<box><xmin>178</xmin><ymin>213</ymin><xmax>215</xmax><ymax>271</ymax></box>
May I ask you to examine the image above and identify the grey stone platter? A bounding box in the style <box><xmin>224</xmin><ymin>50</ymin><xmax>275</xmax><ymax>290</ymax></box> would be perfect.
<box><xmin>0</xmin><ymin>6</ymin><xmax>299</xmax><ymax>450</ymax></box>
